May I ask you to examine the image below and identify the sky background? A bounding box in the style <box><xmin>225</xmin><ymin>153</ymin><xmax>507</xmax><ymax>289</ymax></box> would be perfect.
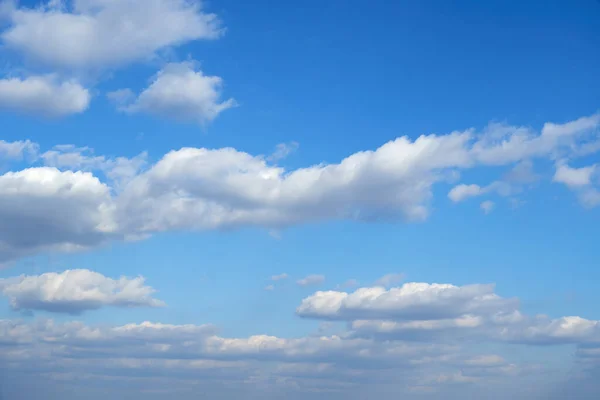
<box><xmin>0</xmin><ymin>0</ymin><xmax>599</xmax><ymax>399</ymax></box>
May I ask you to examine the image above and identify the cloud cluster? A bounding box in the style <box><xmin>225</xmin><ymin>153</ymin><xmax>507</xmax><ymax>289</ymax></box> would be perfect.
<box><xmin>0</xmin><ymin>269</ymin><xmax>164</xmax><ymax>314</ymax></box>
<box><xmin>0</xmin><ymin>0</ymin><xmax>232</xmax><ymax>121</ymax></box>
<box><xmin>297</xmin><ymin>282</ymin><xmax>600</xmax><ymax>346</ymax></box>
<box><xmin>0</xmin><ymin>112</ymin><xmax>597</xmax><ymax>264</ymax></box>
<box><xmin>0</xmin><ymin>277</ymin><xmax>597</xmax><ymax>398</ymax></box>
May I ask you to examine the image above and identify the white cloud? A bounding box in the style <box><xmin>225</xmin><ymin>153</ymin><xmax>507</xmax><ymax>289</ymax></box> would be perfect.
<box><xmin>0</xmin><ymin>75</ymin><xmax>90</xmax><ymax>116</ymax></box>
<box><xmin>0</xmin><ymin>269</ymin><xmax>164</xmax><ymax>314</ymax></box>
<box><xmin>448</xmin><ymin>181</ymin><xmax>514</xmax><ymax>203</ymax></box>
<box><xmin>469</xmin><ymin>114</ymin><xmax>600</xmax><ymax>165</ymax></box>
<box><xmin>114</xmin><ymin>132</ymin><xmax>474</xmax><ymax>234</ymax></box>
<box><xmin>448</xmin><ymin>184</ymin><xmax>483</xmax><ymax>202</ymax></box>
<box><xmin>1</xmin><ymin>0</ymin><xmax>223</xmax><ymax>70</ymax></box>
<box><xmin>291</xmin><ymin>281</ymin><xmax>600</xmax><ymax>347</ymax></box>
<box><xmin>40</xmin><ymin>145</ymin><xmax>148</xmax><ymax>187</ymax></box>
<box><xmin>0</xmin><ymin>139</ymin><xmax>38</xmax><ymax>160</ymax></box>
<box><xmin>553</xmin><ymin>162</ymin><xmax>596</xmax><ymax>188</ymax></box>
<box><xmin>264</xmin><ymin>285</ymin><xmax>275</xmax><ymax>291</ymax></box>
<box><xmin>296</xmin><ymin>283</ymin><xmax>518</xmax><ymax>321</ymax></box>
<box><xmin>297</xmin><ymin>275</ymin><xmax>325</xmax><ymax>287</ymax></box>
<box><xmin>0</xmin><ymin>279</ymin><xmax>595</xmax><ymax>398</ymax></box>
<box><xmin>113</xmin><ymin>62</ymin><xmax>236</xmax><ymax>124</ymax></box>
<box><xmin>480</xmin><ymin>200</ymin><xmax>495</xmax><ymax>214</ymax></box>
<box><xmin>0</xmin><ymin>112</ymin><xmax>598</xmax><ymax>264</ymax></box>
<box><xmin>0</xmin><ymin>167</ymin><xmax>117</xmax><ymax>264</ymax></box>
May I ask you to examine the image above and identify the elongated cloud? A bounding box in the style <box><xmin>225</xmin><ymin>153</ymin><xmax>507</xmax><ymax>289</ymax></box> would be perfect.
<box><xmin>1</xmin><ymin>0</ymin><xmax>222</xmax><ymax>70</ymax></box>
<box><xmin>553</xmin><ymin>163</ymin><xmax>596</xmax><ymax>188</ymax></box>
<box><xmin>0</xmin><ymin>75</ymin><xmax>90</xmax><ymax>117</ymax></box>
<box><xmin>0</xmin><ymin>113</ymin><xmax>598</xmax><ymax>264</ymax></box>
<box><xmin>0</xmin><ymin>269</ymin><xmax>164</xmax><ymax>314</ymax></box>
<box><xmin>296</xmin><ymin>283</ymin><xmax>518</xmax><ymax>321</ymax></box>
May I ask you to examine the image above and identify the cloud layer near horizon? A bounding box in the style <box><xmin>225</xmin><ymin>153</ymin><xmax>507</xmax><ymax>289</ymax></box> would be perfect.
<box><xmin>1</xmin><ymin>277</ymin><xmax>599</xmax><ymax>399</ymax></box>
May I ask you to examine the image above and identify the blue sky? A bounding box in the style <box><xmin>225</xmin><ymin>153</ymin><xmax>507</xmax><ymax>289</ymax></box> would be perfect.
<box><xmin>0</xmin><ymin>0</ymin><xmax>599</xmax><ymax>399</ymax></box>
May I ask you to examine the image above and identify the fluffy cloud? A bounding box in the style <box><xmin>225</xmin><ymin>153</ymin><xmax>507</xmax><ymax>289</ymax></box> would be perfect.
<box><xmin>296</xmin><ymin>281</ymin><xmax>600</xmax><ymax>347</ymax></box>
<box><xmin>448</xmin><ymin>184</ymin><xmax>483</xmax><ymax>202</ymax></box>
<box><xmin>1</xmin><ymin>0</ymin><xmax>222</xmax><ymax>70</ymax></box>
<box><xmin>349</xmin><ymin>314</ymin><xmax>600</xmax><ymax>346</ymax></box>
<box><xmin>111</xmin><ymin>62</ymin><xmax>236</xmax><ymax>124</ymax></box>
<box><xmin>40</xmin><ymin>145</ymin><xmax>148</xmax><ymax>187</ymax></box>
<box><xmin>0</xmin><ymin>139</ymin><xmax>38</xmax><ymax>160</ymax></box>
<box><xmin>0</xmin><ymin>269</ymin><xmax>164</xmax><ymax>314</ymax></box>
<box><xmin>297</xmin><ymin>275</ymin><xmax>326</xmax><ymax>287</ymax></box>
<box><xmin>553</xmin><ymin>162</ymin><xmax>596</xmax><ymax>188</ymax></box>
<box><xmin>0</xmin><ymin>113</ymin><xmax>598</xmax><ymax>264</ymax></box>
<box><xmin>0</xmin><ymin>168</ymin><xmax>115</xmax><ymax>257</ymax></box>
<box><xmin>469</xmin><ymin>114</ymin><xmax>600</xmax><ymax>165</ymax></box>
<box><xmin>0</xmin><ymin>277</ymin><xmax>596</xmax><ymax>398</ymax></box>
<box><xmin>296</xmin><ymin>283</ymin><xmax>518</xmax><ymax>321</ymax></box>
<box><xmin>0</xmin><ymin>75</ymin><xmax>90</xmax><ymax>116</ymax></box>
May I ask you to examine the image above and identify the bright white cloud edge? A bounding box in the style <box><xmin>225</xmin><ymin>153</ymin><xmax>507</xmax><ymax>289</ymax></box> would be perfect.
<box><xmin>0</xmin><ymin>269</ymin><xmax>164</xmax><ymax>314</ymax></box>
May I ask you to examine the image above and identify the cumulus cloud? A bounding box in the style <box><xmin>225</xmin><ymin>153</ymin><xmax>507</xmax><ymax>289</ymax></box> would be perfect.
<box><xmin>111</xmin><ymin>62</ymin><xmax>236</xmax><ymax>124</ymax></box>
<box><xmin>0</xmin><ymin>139</ymin><xmax>38</xmax><ymax>160</ymax></box>
<box><xmin>296</xmin><ymin>283</ymin><xmax>518</xmax><ymax>322</ymax></box>
<box><xmin>295</xmin><ymin>281</ymin><xmax>600</xmax><ymax>347</ymax></box>
<box><xmin>0</xmin><ymin>112</ymin><xmax>598</xmax><ymax>264</ymax></box>
<box><xmin>553</xmin><ymin>162</ymin><xmax>596</xmax><ymax>188</ymax></box>
<box><xmin>0</xmin><ymin>75</ymin><xmax>90</xmax><ymax>117</ymax></box>
<box><xmin>0</xmin><ymin>277</ymin><xmax>597</xmax><ymax>398</ymax></box>
<box><xmin>0</xmin><ymin>269</ymin><xmax>164</xmax><ymax>314</ymax></box>
<box><xmin>0</xmin><ymin>167</ymin><xmax>117</xmax><ymax>264</ymax></box>
<box><xmin>1</xmin><ymin>0</ymin><xmax>223</xmax><ymax>70</ymax></box>
<box><xmin>297</xmin><ymin>275</ymin><xmax>325</xmax><ymax>287</ymax></box>
<box><xmin>448</xmin><ymin>184</ymin><xmax>483</xmax><ymax>202</ymax></box>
